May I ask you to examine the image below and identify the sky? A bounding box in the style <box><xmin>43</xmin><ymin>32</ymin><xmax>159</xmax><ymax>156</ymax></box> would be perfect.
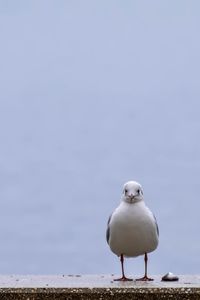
<box><xmin>0</xmin><ymin>1</ymin><xmax>200</xmax><ymax>275</ymax></box>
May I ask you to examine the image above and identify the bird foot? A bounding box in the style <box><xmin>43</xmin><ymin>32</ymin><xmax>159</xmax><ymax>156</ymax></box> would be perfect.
<box><xmin>136</xmin><ymin>275</ymin><xmax>154</xmax><ymax>281</ymax></box>
<box><xmin>114</xmin><ymin>276</ymin><xmax>133</xmax><ymax>281</ymax></box>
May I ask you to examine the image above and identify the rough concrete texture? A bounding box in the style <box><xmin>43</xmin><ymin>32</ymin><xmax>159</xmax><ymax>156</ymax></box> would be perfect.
<box><xmin>0</xmin><ymin>275</ymin><xmax>200</xmax><ymax>299</ymax></box>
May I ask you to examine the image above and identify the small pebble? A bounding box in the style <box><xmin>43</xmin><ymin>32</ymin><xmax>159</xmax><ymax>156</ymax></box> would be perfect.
<box><xmin>162</xmin><ymin>272</ymin><xmax>179</xmax><ymax>281</ymax></box>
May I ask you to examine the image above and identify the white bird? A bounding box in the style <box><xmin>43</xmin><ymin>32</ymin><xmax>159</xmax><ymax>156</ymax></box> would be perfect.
<box><xmin>106</xmin><ymin>180</ymin><xmax>159</xmax><ymax>281</ymax></box>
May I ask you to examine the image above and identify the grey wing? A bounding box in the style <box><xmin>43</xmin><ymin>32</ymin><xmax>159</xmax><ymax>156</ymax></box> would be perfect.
<box><xmin>106</xmin><ymin>214</ymin><xmax>112</xmax><ymax>244</ymax></box>
<box><xmin>153</xmin><ymin>214</ymin><xmax>159</xmax><ymax>236</ymax></box>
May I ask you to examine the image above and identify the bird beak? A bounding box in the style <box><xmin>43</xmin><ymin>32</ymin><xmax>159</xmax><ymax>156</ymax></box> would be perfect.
<box><xmin>128</xmin><ymin>194</ymin><xmax>136</xmax><ymax>200</ymax></box>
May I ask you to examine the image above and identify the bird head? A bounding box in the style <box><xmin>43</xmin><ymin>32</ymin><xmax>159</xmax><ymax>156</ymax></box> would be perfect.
<box><xmin>122</xmin><ymin>181</ymin><xmax>143</xmax><ymax>204</ymax></box>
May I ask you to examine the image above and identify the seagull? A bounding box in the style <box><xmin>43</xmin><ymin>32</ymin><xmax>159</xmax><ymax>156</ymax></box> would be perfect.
<box><xmin>106</xmin><ymin>180</ymin><xmax>159</xmax><ymax>281</ymax></box>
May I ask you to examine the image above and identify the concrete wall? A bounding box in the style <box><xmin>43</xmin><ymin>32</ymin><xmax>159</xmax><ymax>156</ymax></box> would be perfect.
<box><xmin>0</xmin><ymin>275</ymin><xmax>200</xmax><ymax>299</ymax></box>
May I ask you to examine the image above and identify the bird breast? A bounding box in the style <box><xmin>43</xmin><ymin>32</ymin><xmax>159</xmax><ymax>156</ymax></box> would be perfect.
<box><xmin>108</xmin><ymin>201</ymin><xmax>159</xmax><ymax>257</ymax></box>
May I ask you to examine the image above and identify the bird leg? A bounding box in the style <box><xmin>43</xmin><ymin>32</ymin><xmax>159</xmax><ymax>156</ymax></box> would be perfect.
<box><xmin>114</xmin><ymin>254</ymin><xmax>133</xmax><ymax>281</ymax></box>
<box><xmin>136</xmin><ymin>253</ymin><xmax>154</xmax><ymax>281</ymax></box>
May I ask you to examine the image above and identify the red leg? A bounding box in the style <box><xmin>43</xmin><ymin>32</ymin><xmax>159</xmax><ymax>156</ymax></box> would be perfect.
<box><xmin>114</xmin><ymin>254</ymin><xmax>133</xmax><ymax>281</ymax></box>
<box><xmin>136</xmin><ymin>253</ymin><xmax>154</xmax><ymax>281</ymax></box>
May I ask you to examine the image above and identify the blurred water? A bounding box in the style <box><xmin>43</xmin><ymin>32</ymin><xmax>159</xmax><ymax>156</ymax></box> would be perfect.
<box><xmin>0</xmin><ymin>98</ymin><xmax>199</xmax><ymax>275</ymax></box>
<box><xmin>0</xmin><ymin>1</ymin><xmax>200</xmax><ymax>275</ymax></box>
